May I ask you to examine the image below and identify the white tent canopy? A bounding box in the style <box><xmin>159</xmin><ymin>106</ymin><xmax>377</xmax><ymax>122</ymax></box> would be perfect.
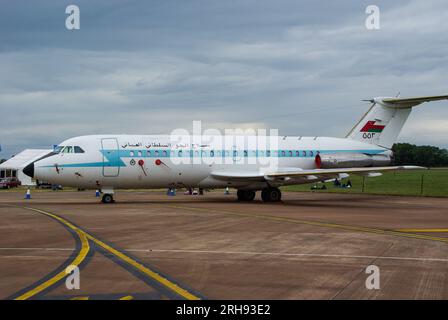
<box><xmin>0</xmin><ymin>149</ymin><xmax>52</xmax><ymax>186</ymax></box>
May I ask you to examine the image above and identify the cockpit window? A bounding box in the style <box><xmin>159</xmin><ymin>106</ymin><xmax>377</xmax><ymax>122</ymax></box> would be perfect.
<box><xmin>74</xmin><ymin>146</ymin><xmax>85</xmax><ymax>153</ymax></box>
<box><xmin>56</xmin><ymin>146</ymin><xmax>85</xmax><ymax>154</ymax></box>
<box><xmin>62</xmin><ymin>146</ymin><xmax>73</xmax><ymax>153</ymax></box>
<box><xmin>54</xmin><ymin>146</ymin><xmax>64</xmax><ymax>154</ymax></box>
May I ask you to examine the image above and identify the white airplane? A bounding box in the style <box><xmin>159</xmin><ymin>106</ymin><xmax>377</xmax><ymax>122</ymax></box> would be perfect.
<box><xmin>23</xmin><ymin>94</ymin><xmax>447</xmax><ymax>203</ymax></box>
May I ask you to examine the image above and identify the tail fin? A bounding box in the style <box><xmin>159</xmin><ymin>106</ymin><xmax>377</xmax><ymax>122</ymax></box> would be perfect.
<box><xmin>346</xmin><ymin>95</ymin><xmax>448</xmax><ymax>149</ymax></box>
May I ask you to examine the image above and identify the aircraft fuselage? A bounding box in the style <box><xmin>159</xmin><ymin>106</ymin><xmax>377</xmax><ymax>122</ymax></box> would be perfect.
<box><xmin>29</xmin><ymin>134</ymin><xmax>389</xmax><ymax>190</ymax></box>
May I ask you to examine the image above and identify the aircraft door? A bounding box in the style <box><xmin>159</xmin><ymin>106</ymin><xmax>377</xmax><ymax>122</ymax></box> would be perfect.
<box><xmin>101</xmin><ymin>138</ymin><xmax>120</xmax><ymax>177</ymax></box>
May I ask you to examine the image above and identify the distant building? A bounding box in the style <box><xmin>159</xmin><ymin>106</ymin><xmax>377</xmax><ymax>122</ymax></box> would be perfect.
<box><xmin>0</xmin><ymin>149</ymin><xmax>52</xmax><ymax>186</ymax></box>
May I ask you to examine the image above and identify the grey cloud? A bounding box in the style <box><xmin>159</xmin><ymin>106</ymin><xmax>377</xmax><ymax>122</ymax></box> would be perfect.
<box><xmin>1</xmin><ymin>0</ymin><xmax>448</xmax><ymax>157</ymax></box>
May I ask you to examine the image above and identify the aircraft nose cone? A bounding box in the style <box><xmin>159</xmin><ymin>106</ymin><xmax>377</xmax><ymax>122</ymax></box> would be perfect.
<box><xmin>23</xmin><ymin>162</ymin><xmax>34</xmax><ymax>178</ymax></box>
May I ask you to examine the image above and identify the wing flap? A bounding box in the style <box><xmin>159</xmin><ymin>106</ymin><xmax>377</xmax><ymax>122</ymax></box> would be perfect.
<box><xmin>210</xmin><ymin>171</ymin><xmax>265</xmax><ymax>181</ymax></box>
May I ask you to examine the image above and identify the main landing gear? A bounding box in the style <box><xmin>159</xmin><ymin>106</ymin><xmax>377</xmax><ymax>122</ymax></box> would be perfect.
<box><xmin>237</xmin><ymin>190</ymin><xmax>256</xmax><ymax>201</ymax></box>
<box><xmin>261</xmin><ymin>187</ymin><xmax>282</xmax><ymax>202</ymax></box>
<box><xmin>101</xmin><ymin>193</ymin><xmax>114</xmax><ymax>204</ymax></box>
<box><xmin>237</xmin><ymin>187</ymin><xmax>282</xmax><ymax>202</ymax></box>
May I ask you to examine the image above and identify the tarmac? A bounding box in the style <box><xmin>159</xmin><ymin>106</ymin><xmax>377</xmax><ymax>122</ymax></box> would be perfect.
<box><xmin>0</xmin><ymin>190</ymin><xmax>447</xmax><ymax>300</ymax></box>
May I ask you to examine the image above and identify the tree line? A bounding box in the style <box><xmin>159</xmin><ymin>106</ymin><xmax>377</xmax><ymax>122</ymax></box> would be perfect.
<box><xmin>392</xmin><ymin>143</ymin><xmax>448</xmax><ymax>167</ymax></box>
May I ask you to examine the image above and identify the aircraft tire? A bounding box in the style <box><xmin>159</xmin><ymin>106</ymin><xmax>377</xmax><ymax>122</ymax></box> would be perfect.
<box><xmin>102</xmin><ymin>194</ymin><xmax>114</xmax><ymax>204</ymax></box>
<box><xmin>261</xmin><ymin>187</ymin><xmax>281</xmax><ymax>202</ymax></box>
<box><xmin>237</xmin><ymin>190</ymin><xmax>256</xmax><ymax>201</ymax></box>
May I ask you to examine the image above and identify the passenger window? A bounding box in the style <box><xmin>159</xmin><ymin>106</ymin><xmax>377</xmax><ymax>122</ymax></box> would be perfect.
<box><xmin>296</xmin><ymin>151</ymin><xmax>300</xmax><ymax>157</ymax></box>
<box><xmin>266</xmin><ymin>150</ymin><xmax>270</xmax><ymax>157</ymax></box>
<box><xmin>130</xmin><ymin>151</ymin><xmax>135</xmax><ymax>157</ymax></box>
<box><xmin>74</xmin><ymin>146</ymin><xmax>85</xmax><ymax>153</ymax></box>
<box><xmin>210</xmin><ymin>150</ymin><xmax>214</xmax><ymax>157</ymax></box>
<box><xmin>310</xmin><ymin>151</ymin><xmax>314</xmax><ymax>156</ymax></box>
<box><xmin>289</xmin><ymin>151</ymin><xmax>293</xmax><ymax>157</ymax></box>
<box><xmin>147</xmin><ymin>150</ymin><xmax>151</xmax><ymax>157</ymax></box>
<box><xmin>302</xmin><ymin>151</ymin><xmax>307</xmax><ymax>157</ymax></box>
<box><xmin>244</xmin><ymin>150</ymin><xmax>248</xmax><ymax>157</ymax></box>
<box><xmin>178</xmin><ymin>150</ymin><xmax>183</xmax><ymax>157</ymax></box>
<box><xmin>281</xmin><ymin>151</ymin><xmax>286</xmax><ymax>157</ymax></box>
<box><xmin>163</xmin><ymin>150</ymin><xmax>167</xmax><ymax>157</ymax></box>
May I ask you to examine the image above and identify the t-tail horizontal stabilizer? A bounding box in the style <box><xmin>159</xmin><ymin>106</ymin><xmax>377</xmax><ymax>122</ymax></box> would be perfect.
<box><xmin>347</xmin><ymin>94</ymin><xmax>448</xmax><ymax>149</ymax></box>
<box><xmin>381</xmin><ymin>95</ymin><xmax>448</xmax><ymax>108</ymax></box>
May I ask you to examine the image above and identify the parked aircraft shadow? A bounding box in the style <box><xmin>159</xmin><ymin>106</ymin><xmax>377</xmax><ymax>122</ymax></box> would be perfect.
<box><xmin>4</xmin><ymin>193</ymin><xmax>412</xmax><ymax>211</ymax></box>
<box><xmin>117</xmin><ymin>195</ymin><xmax>398</xmax><ymax>211</ymax></box>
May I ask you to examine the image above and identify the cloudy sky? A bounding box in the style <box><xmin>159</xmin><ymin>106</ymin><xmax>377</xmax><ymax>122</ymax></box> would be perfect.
<box><xmin>1</xmin><ymin>0</ymin><xmax>447</xmax><ymax>158</ymax></box>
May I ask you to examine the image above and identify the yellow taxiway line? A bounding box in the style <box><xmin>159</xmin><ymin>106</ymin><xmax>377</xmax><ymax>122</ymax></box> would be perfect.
<box><xmin>395</xmin><ymin>229</ymin><xmax>448</xmax><ymax>233</ymax></box>
<box><xmin>70</xmin><ymin>296</ymin><xmax>89</xmax><ymax>300</ymax></box>
<box><xmin>14</xmin><ymin>227</ymin><xmax>89</xmax><ymax>300</ymax></box>
<box><xmin>161</xmin><ymin>204</ymin><xmax>448</xmax><ymax>244</ymax></box>
<box><xmin>14</xmin><ymin>206</ymin><xmax>200</xmax><ymax>300</ymax></box>
<box><xmin>84</xmin><ymin>233</ymin><xmax>199</xmax><ymax>300</ymax></box>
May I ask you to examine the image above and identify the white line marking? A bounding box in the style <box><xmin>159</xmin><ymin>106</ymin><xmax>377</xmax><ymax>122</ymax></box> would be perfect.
<box><xmin>2</xmin><ymin>247</ymin><xmax>448</xmax><ymax>263</ymax></box>
<box><xmin>134</xmin><ymin>248</ymin><xmax>448</xmax><ymax>263</ymax></box>
<box><xmin>0</xmin><ymin>255</ymin><xmax>72</xmax><ymax>259</ymax></box>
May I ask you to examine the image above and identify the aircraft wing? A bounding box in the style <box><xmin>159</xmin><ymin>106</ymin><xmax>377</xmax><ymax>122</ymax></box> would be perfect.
<box><xmin>382</xmin><ymin>95</ymin><xmax>448</xmax><ymax>108</ymax></box>
<box><xmin>265</xmin><ymin>165</ymin><xmax>424</xmax><ymax>180</ymax></box>
<box><xmin>211</xmin><ymin>166</ymin><xmax>425</xmax><ymax>182</ymax></box>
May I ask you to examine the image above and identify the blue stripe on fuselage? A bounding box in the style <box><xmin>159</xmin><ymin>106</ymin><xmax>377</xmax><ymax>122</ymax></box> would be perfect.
<box><xmin>38</xmin><ymin>149</ymin><xmax>386</xmax><ymax>168</ymax></box>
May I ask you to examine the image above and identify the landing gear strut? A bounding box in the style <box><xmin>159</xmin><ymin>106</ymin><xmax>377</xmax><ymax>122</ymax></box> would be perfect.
<box><xmin>237</xmin><ymin>190</ymin><xmax>256</xmax><ymax>201</ymax></box>
<box><xmin>101</xmin><ymin>193</ymin><xmax>114</xmax><ymax>204</ymax></box>
<box><xmin>261</xmin><ymin>187</ymin><xmax>281</xmax><ymax>202</ymax></box>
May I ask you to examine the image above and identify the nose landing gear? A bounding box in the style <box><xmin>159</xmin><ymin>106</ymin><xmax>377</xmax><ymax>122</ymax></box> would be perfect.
<box><xmin>100</xmin><ymin>188</ymin><xmax>115</xmax><ymax>203</ymax></box>
<box><xmin>101</xmin><ymin>194</ymin><xmax>114</xmax><ymax>204</ymax></box>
